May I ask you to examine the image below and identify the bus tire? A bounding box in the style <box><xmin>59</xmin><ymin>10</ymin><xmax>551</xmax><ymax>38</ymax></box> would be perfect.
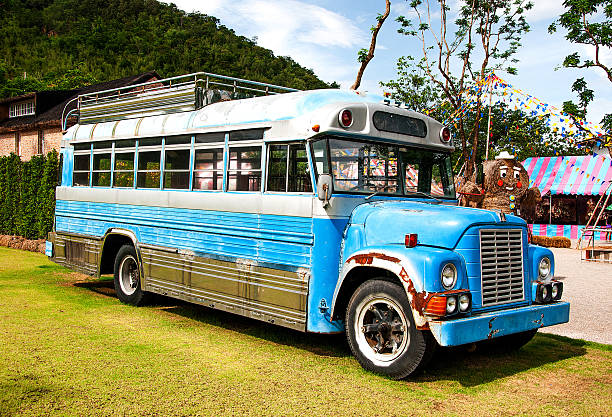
<box><xmin>113</xmin><ymin>245</ymin><xmax>149</xmax><ymax>306</ymax></box>
<box><xmin>345</xmin><ymin>279</ymin><xmax>434</xmax><ymax>379</ymax></box>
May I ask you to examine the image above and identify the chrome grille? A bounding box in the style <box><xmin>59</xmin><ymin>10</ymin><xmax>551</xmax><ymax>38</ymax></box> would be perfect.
<box><xmin>479</xmin><ymin>229</ymin><xmax>524</xmax><ymax>306</ymax></box>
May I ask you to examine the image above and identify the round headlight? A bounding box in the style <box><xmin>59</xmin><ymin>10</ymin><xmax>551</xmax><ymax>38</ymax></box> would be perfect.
<box><xmin>538</xmin><ymin>257</ymin><xmax>551</xmax><ymax>280</ymax></box>
<box><xmin>441</xmin><ymin>263</ymin><xmax>457</xmax><ymax>289</ymax></box>
<box><xmin>541</xmin><ymin>285</ymin><xmax>549</xmax><ymax>300</ymax></box>
<box><xmin>551</xmin><ymin>284</ymin><xmax>558</xmax><ymax>299</ymax></box>
<box><xmin>446</xmin><ymin>296</ymin><xmax>457</xmax><ymax>314</ymax></box>
<box><xmin>459</xmin><ymin>294</ymin><xmax>470</xmax><ymax>312</ymax></box>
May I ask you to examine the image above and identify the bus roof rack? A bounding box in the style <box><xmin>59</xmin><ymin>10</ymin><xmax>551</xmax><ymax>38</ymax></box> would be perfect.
<box><xmin>63</xmin><ymin>72</ymin><xmax>300</xmax><ymax>128</ymax></box>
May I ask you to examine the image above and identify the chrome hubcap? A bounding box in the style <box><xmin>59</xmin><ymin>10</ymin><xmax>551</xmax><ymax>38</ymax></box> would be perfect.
<box><xmin>119</xmin><ymin>255</ymin><xmax>139</xmax><ymax>296</ymax></box>
<box><xmin>354</xmin><ymin>296</ymin><xmax>409</xmax><ymax>365</ymax></box>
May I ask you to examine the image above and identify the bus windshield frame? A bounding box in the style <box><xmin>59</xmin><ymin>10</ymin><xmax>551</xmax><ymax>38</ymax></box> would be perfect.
<box><xmin>311</xmin><ymin>136</ymin><xmax>456</xmax><ymax>199</ymax></box>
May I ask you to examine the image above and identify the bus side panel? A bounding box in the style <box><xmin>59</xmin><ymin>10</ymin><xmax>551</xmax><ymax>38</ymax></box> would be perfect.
<box><xmin>306</xmin><ymin>217</ymin><xmax>348</xmax><ymax>333</ymax></box>
<box><xmin>53</xmin><ymin>198</ymin><xmax>313</xmax><ymax>331</ymax></box>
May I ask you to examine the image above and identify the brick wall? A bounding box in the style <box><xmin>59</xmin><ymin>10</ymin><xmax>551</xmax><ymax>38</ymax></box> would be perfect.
<box><xmin>0</xmin><ymin>127</ymin><xmax>64</xmax><ymax>159</ymax></box>
<box><xmin>43</xmin><ymin>128</ymin><xmax>63</xmax><ymax>154</ymax></box>
<box><xmin>18</xmin><ymin>130</ymin><xmax>39</xmax><ymax>160</ymax></box>
<box><xmin>0</xmin><ymin>133</ymin><xmax>16</xmax><ymax>156</ymax></box>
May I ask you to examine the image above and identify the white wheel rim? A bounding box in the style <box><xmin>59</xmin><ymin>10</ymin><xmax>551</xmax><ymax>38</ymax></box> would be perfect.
<box><xmin>119</xmin><ymin>255</ymin><xmax>139</xmax><ymax>296</ymax></box>
<box><xmin>354</xmin><ymin>294</ymin><xmax>410</xmax><ymax>367</ymax></box>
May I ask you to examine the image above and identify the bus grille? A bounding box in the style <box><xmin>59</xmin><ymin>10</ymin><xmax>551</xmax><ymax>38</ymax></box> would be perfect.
<box><xmin>479</xmin><ymin>229</ymin><xmax>524</xmax><ymax>306</ymax></box>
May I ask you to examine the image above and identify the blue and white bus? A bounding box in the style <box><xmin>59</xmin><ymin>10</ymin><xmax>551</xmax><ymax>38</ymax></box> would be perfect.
<box><xmin>47</xmin><ymin>72</ymin><xmax>569</xmax><ymax>378</ymax></box>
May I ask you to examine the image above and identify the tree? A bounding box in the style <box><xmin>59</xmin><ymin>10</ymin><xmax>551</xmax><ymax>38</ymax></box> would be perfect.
<box><xmin>395</xmin><ymin>0</ymin><xmax>533</xmax><ymax>178</ymax></box>
<box><xmin>351</xmin><ymin>0</ymin><xmax>391</xmax><ymax>91</ymax></box>
<box><xmin>380</xmin><ymin>56</ymin><xmax>443</xmax><ymax>113</ymax></box>
<box><xmin>549</xmin><ymin>0</ymin><xmax>612</xmax><ymax>138</ymax></box>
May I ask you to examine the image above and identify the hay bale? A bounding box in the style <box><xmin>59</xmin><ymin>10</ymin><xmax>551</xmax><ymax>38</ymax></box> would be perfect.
<box><xmin>0</xmin><ymin>235</ymin><xmax>46</xmax><ymax>253</ymax></box>
<box><xmin>531</xmin><ymin>235</ymin><xmax>571</xmax><ymax>248</ymax></box>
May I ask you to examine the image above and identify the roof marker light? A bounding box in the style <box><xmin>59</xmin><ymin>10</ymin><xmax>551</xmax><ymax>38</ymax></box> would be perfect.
<box><xmin>440</xmin><ymin>126</ymin><xmax>451</xmax><ymax>143</ymax></box>
<box><xmin>339</xmin><ymin>109</ymin><xmax>353</xmax><ymax>128</ymax></box>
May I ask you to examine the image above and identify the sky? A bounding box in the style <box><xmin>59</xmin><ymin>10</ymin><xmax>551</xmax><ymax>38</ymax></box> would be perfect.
<box><xmin>170</xmin><ymin>0</ymin><xmax>611</xmax><ymax>127</ymax></box>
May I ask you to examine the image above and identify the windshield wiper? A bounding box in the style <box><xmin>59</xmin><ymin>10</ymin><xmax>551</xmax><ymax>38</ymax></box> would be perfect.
<box><xmin>365</xmin><ymin>185</ymin><xmax>396</xmax><ymax>200</ymax></box>
<box><xmin>406</xmin><ymin>191</ymin><xmax>442</xmax><ymax>203</ymax></box>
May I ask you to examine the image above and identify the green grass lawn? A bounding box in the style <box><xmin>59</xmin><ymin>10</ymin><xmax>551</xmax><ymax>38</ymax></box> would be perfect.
<box><xmin>0</xmin><ymin>247</ymin><xmax>610</xmax><ymax>416</ymax></box>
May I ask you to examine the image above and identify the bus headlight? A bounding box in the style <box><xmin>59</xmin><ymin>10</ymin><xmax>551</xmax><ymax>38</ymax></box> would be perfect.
<box><xmin>552</xmin><ymin>282</ymin><xmax>563</xmax><ymax>300</ymax></box>
<box><xmin>538</xmin><ymin>257</ymin><xmax>551</xmax><ymax>280</ymax></box>
<box><xmin>441</xmin><ymin>263</ymin><xmax>457</xmax><ymax>289</ymax></box>
<box><xmin>446</xmin><ymin>296</ymin><xmax>457</xmax><ymax>314</ymax></box>
<box><xmin>458</xmin><ymin>293</ymin><xmax>471</xmax><ymax>312</ymax></box>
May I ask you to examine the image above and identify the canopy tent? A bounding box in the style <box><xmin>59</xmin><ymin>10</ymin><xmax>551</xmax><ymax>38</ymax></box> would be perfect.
<box><xmin>523</xmin><ymin>154</ymin><xmax>612</xmax><ymax>196</ymax></box>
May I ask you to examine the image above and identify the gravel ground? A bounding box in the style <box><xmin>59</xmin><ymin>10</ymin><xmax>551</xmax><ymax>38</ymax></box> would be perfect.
<box><xmin>539</xmin><ymin>247</ymin><xmax>612</xmax><ymax>345</ymax></box>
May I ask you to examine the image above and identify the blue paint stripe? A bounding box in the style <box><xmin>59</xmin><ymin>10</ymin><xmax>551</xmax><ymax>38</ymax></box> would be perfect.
<box><xmin>55</xmin><ymin>200</ymin><xmax>314</xmax><ymax>267</ymax></box>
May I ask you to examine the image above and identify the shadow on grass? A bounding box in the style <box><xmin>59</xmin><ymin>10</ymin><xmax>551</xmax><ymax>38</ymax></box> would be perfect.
<box><xmin>72</xmin><ymin>279</ymin><xmax>588</xmax><ymax>384</ymax></box>
<box><xmin>73</xmin><ymin>278</ymin><xmax>116</xmax><ymax>298</ymax></box>
<box><xmin>412</xmin><ymin>333</ymin><xmax>587</xmax><ymax>386</ymax></box>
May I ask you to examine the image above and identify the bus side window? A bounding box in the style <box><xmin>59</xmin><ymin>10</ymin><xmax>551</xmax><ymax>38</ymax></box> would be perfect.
<box><xmin>113</xmin><ymin>151</ymin><xmax>134</xmax><ymax>188</ymax></box>
<box><xmin>228</xmin><ymin>146</ymin><xmax>262</xmax><ymax>191</ymax></box>
<box><xmin>266</xmin><ymin>143</ymin><xmax>312</xmax><ymax>192</ymax></box>
<box><xmin>92</xmin><ymin>153</ymin><xmax>111</xmax><ymax>187</ymax></box>
<box><xmin>193</xmin><ymin>148</ymin><xmax>224</xmax><ymax>191</ymax></box>
<box><xmin>164</xmin><ymin>149</ymin><xmax>190</xmax><ymax>189</ymax></box>
<box><xmin>137</xmin><ymin>150</ymin><xmax>161</xmax><ymax>189</ymax></box>
<box><xmin>73</xmin><ymin>153</ymin><xmax>90</xmax><ymax>187</ymax></box>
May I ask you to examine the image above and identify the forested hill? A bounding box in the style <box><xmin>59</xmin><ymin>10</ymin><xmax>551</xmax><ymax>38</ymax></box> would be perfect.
<box><xmin>0</xmin><ymin>0</ymin><xmax>334</xmax><ymax>97</ymax></box>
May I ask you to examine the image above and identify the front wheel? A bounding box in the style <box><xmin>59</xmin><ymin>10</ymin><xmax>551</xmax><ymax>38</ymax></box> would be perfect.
<box><xmin>345</xmin><ymin>279</ymin><xmax>435</xmax><ymax>379</ymax></box>
<box><xmin>113</xmin><ymin>245</ymin><xmax>149</xmax><ymax>306</ymax></box>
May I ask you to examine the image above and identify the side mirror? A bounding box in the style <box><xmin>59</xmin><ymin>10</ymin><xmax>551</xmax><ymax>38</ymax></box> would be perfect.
<box><xmin>317</xmin><ymin>174</ymin><xmax>333</xmax><ymax>207</ymax></box>
<box><xmin>476</xmin><ymin>164</ymin><xmax>484</xmax><ymax>186</ymax></box>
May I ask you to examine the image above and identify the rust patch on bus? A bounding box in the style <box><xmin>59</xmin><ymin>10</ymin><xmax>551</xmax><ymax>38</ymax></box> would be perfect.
<box><xmin>399</xmin><ymin>267</ymin><xmax>410</xmax><ymax>283</ymax></box>
<box><xmin>406</xmin><ymin>279</ymin><xmax>428</xmax><ymax>313</ymax></box>
<box><xmin>346</xmin><ymin>252</ymin><xmax>401</xmax><ymax>265</ymax></box>
<box><xmin>405</xmin><ymin>278</ymin><xmax>432</xmax><ymax>330</ymax></box>
<box><xmin>533</xmin><ymin>313</ymin><xmax>544</xmax><ymax>327</ymax></box>
<box><xmin>487</xmin><ymin>317</ymin><xmax>498</xmax><ymax>339</ymax></box>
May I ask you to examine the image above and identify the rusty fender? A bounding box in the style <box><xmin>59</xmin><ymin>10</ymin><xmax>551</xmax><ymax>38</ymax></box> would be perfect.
<box><xmin>333</xmin><ymin>250</ymin><xmax>433</xmax><ymax>329</ymax></box>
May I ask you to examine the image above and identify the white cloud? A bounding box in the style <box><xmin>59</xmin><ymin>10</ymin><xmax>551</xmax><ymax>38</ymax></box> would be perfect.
<box><xmin>525</xmin><ymin>0</ymin><xmax>565</xmax><ymax>23</ymax></box>
<box><xmin>171</xmin><ymin>0</ymin><xmax>364</xmax><ymax>50</ymax></box>
<box><xmin>169</xmin><ymin>0</ymin><xmax>366</xmax><ymax>83</ymax></box>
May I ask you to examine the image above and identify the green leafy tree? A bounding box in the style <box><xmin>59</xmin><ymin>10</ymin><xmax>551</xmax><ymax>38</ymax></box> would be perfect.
<box><xmin>479</xmin><ymin>104</ymin><xmax>586</xmax><ymax>161</ymax></box>
<box><xmin>0</xmin><ymin>0</ymin><xmax>334</xmax><ymax>98</ymax></box>
<box><xmin>395</xmin><ymin>0</ymin><xmax>533</xmax><ymax>178</ymax></box>
<box><xmin>380</xmin><ymin>56</ymin><xmax>443</xmax><ymax>113</ymax></box>
<box><xmin>0</xmin><ymin>154</ymin><xmax>22</xmax><ymax>235</ymax></box>
<box><xmin>0</xmin><ymin>151</ymin><xmax>60</xmax><ymax>239</ymax></box>
<box><xmin>549</xmin><ymin>0</ymin><xmax>612</xmax><ymax>139</ymax></box>
<box><xmin>36</xmin><ymin>150</ymin><xmax>59</xmax><ymax>239</ymax></box>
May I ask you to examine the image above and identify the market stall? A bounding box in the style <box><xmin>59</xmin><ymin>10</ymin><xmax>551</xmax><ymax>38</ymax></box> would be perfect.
<box><xmin>523</xmin><ymin>154</ymin><xmax>612</xmax><ymax>240</ymax></box>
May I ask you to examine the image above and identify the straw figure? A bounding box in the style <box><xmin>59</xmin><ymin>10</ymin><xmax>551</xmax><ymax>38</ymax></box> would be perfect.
<box><xmin>459</xmin><ymin>152</ymin><xmax>541</xmax><ymax>221</ymax></box>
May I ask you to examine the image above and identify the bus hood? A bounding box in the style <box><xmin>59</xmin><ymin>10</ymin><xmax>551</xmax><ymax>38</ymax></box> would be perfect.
<box><xmin>351</xmin><ymin>200</ymin><xmax>526</xmax><ymax>250</ymax></box>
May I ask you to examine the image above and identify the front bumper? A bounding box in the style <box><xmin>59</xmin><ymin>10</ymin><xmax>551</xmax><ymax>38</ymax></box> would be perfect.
<box><xmin>428</xmin><ymin>301</ymin><xmax>570</xmax><ymax>346</ymax></box>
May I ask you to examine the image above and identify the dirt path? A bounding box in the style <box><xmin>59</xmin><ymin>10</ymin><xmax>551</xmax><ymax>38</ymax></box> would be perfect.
<box><xmin>541</xmin><ymin>248</ymin><xmax>612</xmax><ymax>345</ymax></box>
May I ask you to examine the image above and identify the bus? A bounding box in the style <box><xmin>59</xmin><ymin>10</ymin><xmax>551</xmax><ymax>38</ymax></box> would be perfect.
<box><xmin>47</xmin><ymin>72</ymin><xmax>569</xmax><ymax>379</ymax></box>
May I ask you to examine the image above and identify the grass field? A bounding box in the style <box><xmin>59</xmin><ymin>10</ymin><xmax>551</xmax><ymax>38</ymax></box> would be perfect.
<box><xmin>0</xmin><ymin>247</ymin><xmax>610</xmax><ymax>416</ymax></box>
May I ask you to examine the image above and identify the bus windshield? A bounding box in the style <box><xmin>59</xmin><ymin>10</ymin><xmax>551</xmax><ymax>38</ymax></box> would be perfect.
<box><xmin>311</xmin><ymin>137</ymin><xmax>456</xmax><ymax>199</ymax></box>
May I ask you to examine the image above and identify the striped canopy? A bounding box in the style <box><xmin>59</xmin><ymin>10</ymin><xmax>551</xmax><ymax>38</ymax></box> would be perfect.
<box><xmin>522</xmin><ymin>154</ymin><xmax>612</xmax><ymax>196</ymax></box>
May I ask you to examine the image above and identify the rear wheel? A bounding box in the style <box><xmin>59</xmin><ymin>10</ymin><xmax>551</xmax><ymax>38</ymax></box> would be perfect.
<box><xmin>345</xmin><ymin>279</ymin><xmax>435</xmax><ymax>379</ymax></box>
<box><xmin>113</xmin><ymin>245</ymin><xmax>149</xmax><ymax>306</ymax></box>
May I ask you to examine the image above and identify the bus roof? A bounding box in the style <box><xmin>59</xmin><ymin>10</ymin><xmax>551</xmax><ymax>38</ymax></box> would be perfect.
<box><xmin>65</xmin><ymin>88</ymin><xmax>452</xmax><ymax>151</ymax></box>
